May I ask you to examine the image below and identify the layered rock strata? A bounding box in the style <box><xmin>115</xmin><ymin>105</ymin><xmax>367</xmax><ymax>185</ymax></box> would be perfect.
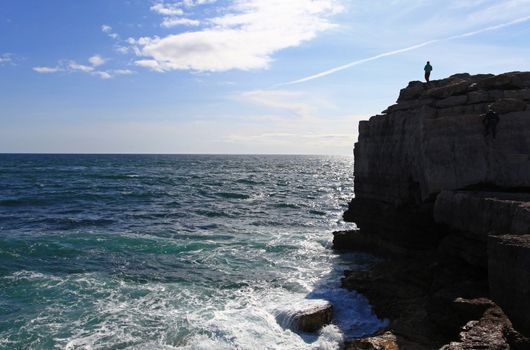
<box><xmin>337</xmin><ymin>72</ymin><xmax>530</xmax><ymax>349</ymax></box>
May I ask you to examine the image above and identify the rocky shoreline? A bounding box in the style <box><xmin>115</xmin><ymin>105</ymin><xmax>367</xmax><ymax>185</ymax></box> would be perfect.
<box><xmin>334</xmin><ymin>72</ymin><xmax>530</xmax><ymax>349</ymax></box>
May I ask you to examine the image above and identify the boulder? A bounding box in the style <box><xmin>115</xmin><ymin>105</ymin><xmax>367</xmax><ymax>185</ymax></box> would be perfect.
<box><xmin>345</xmin><ymin>331</ymin><xmax>398</xmax><ymax>350</ymax></box>
<box><xmin>275</xmin><ymin>299</ymin><xmax>333</xmax><ymax>333</ymax></box>
<box><xmin>292</xmin><ymin>300</ymin><xmax>333</xmax><ymax>332</ymax></box>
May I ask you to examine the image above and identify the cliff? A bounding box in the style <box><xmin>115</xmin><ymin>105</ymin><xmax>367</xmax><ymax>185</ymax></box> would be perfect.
<box><xmin>336</xmin><ymin>72</ymin><xmax>530</xmax><ymax>349</ymax></box>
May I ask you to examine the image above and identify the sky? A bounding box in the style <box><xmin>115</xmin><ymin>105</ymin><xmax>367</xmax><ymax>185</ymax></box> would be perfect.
<box><xmin>1</xmin><ymin>0</ymin><xmax>530</xmax><ymax>155</ymax></box>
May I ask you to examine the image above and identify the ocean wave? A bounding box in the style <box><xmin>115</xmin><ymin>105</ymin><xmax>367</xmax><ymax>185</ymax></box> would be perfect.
<box><xmin>0</xmin><ymin>154</ymin><xmax>367</xmax><ymax>349</ymax></box>
<box><xmin>214</xmin><ymin>192</ymin><xmax>250</xmax><ymax>200</ymax></box>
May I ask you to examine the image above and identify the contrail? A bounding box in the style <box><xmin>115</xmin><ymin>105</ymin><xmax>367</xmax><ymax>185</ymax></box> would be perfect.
<box><xmin>279</xmin><ymin>15</ymin><xmax>530</xmax><ymax>86</ymax></box>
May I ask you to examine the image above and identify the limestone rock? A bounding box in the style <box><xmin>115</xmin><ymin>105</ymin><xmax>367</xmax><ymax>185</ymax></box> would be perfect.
<box><xmin>434</xmin><ymin>191</ymin><xmax>530</xmax><ymax>237</ymax></box>
<box><xmin>468</xmin><ymin>90</ymin><xmax>493</xmax><ymax>104</ymax></box>
<box><xmin>345</xmin><ymin>331</ymin><xmax>398</xmax><ymax>350</ymax></box>
<box><xmin>342</xmin><ymin>71</ymin><xmax>530</xmax><ymax>346</ymax></box>
<box><xmin>293</xmin><ymin>301</ymin><xmax>332</xmax><ymax>332</ymax></box>
<box><xmin>435</xmin><ymin>95</ymin><xmax>468</xmax><ymax>108</ymax></box>
<box><xmin>398</xmin><ymin>81</ymin><xmax>425</xmax><ymax>101</ymax></box>
<box><xmin>353</xmin><ymin>72</ymin><xmax>530</xmax><ymax>205</ymax></box>
<box><xmin>489</xmin><ymin>235</ymin><xmax>530</xmax><ymax>335</ymax></box>
<box><xmin>491</xmin><ymin>97</ymin><xmax>527</xmax><ymax>114</ymax></box>
<box><xmin>275</xmin><ymin>299</ymin><xmax>333</xmax><ymax>333</ymax></box>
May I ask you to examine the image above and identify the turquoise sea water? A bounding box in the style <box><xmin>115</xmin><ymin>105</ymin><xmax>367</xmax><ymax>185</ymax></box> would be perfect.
<box><xmin>0</xmin><ymin>154</ymin><xmax>385</xmax><ymax>349</ymax></box>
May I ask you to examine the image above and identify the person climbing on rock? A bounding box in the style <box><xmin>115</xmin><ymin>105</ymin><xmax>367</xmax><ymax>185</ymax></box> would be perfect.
<box><xmin>424</xmin><ymin>61</ymin><xmax>433</xmax><ymax>82</ymax></box>
<box><xmin>482</xmin><ymin>105</ymin><xmax>500</xmax><ymax>139</ymax></box>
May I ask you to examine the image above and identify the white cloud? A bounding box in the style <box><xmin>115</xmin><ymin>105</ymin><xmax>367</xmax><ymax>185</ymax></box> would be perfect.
<box><xmin>92</xmin><ymin>69</ymin><xmax>135</xmax><ymax>79</ymax></box>
<box><xmin>161</xmin><ymin>17</ymin><xmax>201</xmax><ymax>27</ymax></box>
<box><xmin>182</xmin><ymin>0</ymin><xmax>218</xmax><ymax>7</ymax></box>
<box><xmin>0</xmin><ymin>53</ymin><xmax>13</xmax><ymax>66</ymax></box>
<box><xmin>33</xmin><ymin>55</ymin><xmax>134</xmax><ymax>79</ymax></box>
<box><xmin>101</xmin><ymin>24</ymin><xmax>119</xmax><ymax>39</ymax></box>
<box><xmin>93</xmin><ymin>71</ymin><xmax>112</xmax><ymax>79</ymax></box>
<box><xmin>113</xmin><ymin>69</ymin><xmax>134</xmax><ymax>75</ymax></box>
<box><xmin>115</xmin><ymin>46</ymin><xmax>130</xmax><ymax>54</ymax></box>
<box><xmin>69</xmin><ymin>61</ymin><xmax>95</xmax><ymax>72</ymax></box>
<box><xmin>33</xmin><ymin>66</ymin><xmax>63</xmax><ymax>73</ymax></box>
<box><xmin>133</xmin><ymin>0</ymin><xmax>343</xmax><ymax>72</ymax></box>
<box><xmin>135</xmin><ymin>59</ymin><xmax>164</xmax><ymax>72</ymax></box>
<box><xmin>150</xmin><ymin>3</ymin><xmax>184</xmax><ymax>16</ymax></box>
<box><xmin>89</xmin><ymin>55</ymin><xmax>106</xmax><ymax>66</ymax></box>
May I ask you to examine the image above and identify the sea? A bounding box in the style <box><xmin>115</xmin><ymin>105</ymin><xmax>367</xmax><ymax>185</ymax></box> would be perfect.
<box><xmin>0</xmin><ymin>154</ymin><xmax>385</xmax><ymax>350</ymax></box>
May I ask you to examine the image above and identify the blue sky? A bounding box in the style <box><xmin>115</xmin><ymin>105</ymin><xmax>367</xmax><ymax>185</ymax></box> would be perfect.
<box><xmin>1</xmin><ymin>0</ymin><xmax>530</xmax><ymax>154</ymax></box>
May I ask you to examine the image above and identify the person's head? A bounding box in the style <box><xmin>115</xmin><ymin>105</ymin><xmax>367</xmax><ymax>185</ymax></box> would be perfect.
<box><xmin>427</xmin><ymin>61</ymin><xmax>430</xmax><ymax>64</ymax></box>
<box><xmin>488</xmin><ymin>104</ymin><xmax>494</xmax><ymax>111</ymax></box>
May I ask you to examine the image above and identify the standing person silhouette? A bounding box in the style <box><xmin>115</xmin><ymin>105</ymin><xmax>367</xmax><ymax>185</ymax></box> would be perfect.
<box><xmin>424</xmin><ymin>61</ymin><xmax>433</xmax><ymax>82</ymax></box>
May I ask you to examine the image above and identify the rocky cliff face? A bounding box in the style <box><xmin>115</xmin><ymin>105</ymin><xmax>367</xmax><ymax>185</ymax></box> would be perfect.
<box><xmin>353</xmin><ymin>72</ymin><xmax>530</xmax><ymax>206</ymax></box>
<box><xmin>337</xmin><ymin>72</ymin><xmax>530</xmax><ymax>349</ymax></box>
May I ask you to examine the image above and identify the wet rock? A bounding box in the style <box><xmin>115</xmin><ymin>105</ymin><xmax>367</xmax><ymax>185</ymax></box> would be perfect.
<box><xmin>293</xmin><ymin>301</ymin><xmax>332</xmax><ymax>332</ymax></box>
<box><xmin>440</xmin><ymin>307</ymin><xmax>513</xmax><ymax>350</ymax></box>
<box><xmin>345</xmin><ymin>331</ymin><xmax>398</xmax><ymax>350</ymax></box>
<box><xmin>275</xmin><ymin>299</ymin><xmax>333</xmax><ymax>333</ymax></box>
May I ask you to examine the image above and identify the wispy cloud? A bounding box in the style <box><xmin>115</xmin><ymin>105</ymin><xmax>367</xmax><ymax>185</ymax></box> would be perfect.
<box><xmin>150</xmin><ymin>2</ymin><xmax>184</xmax><ymax>16</ymax></box>
<box><xmin>101</xmin><ymin>24</ymin><xmax>119</xmax><ymax>39</ymax></box>
<box><xmin>33</xmin><ymin>66</ymin><xmax>62</xmax><ymax>73</ymax></box>
<box><xmin>92</xmin><ymin>69</ymin><xmax>134</xmax><ymax>80</ymax></box>
<box><xmin>68</xmin><ymin>61</ymin><xmax>95</xmax><ymax>73</ymax></box>
<box><xmin>132</xmin><ymin>0</ymin><xmax>343</xmax><ymax>72</ymax></box>
<box><xmin>280</xmin><ymin>14</ymin><xmax>530</xmax><ymax>86</ymax></box>
<box><xmin>150</xmin><ymin>0</ymin><xmax>218</xmax><ymax>28</ymax></box>
<box><xmin>161</xmin><ymin>17</ymin><xmax>201</xmax><ymax>27</ymax></box>
<box><xmin>0</xmin><ymin>53</ymin><xmax>13</xmax><ymax>66</ymax></box>
<box><xmin>241</xmin><ymin>90</ymin><xmax>314</xmax><ymax>118</ymax></box>
<box><xmin>33</xmin><ymin>55</ymin><xmax>134</xmax><ymax>79</ymax></box>
<box><xmin>225</xmin><ymin>88</ymin><xmax>363</xmax><ymax>152</ymax></box>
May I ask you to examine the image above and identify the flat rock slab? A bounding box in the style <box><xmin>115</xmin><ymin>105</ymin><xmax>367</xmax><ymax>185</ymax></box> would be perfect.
<box><xmin>434</xmin><ymin>191</ymin><xmax>530</xmax><ymax>237</ymax></box>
